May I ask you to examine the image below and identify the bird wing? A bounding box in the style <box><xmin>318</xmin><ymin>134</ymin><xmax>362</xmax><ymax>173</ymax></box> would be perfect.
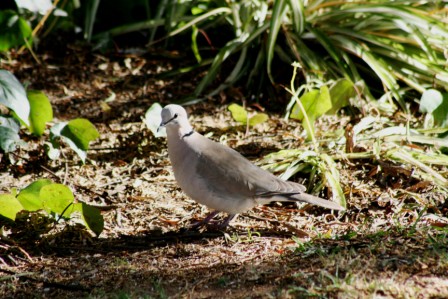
<box><xmin>193</xmin><ymin>134</ymin><xmax>306</xmax><ymax>198</ymax></box>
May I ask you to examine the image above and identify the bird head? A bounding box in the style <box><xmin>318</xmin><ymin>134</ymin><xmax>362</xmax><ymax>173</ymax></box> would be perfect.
<box><xmin>158</xmin><ymin>104</ymin><xmax>191</xmax><ymax>133</ymax></box>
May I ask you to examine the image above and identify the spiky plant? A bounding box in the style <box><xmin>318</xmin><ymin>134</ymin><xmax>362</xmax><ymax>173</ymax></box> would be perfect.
<box><xmin>100</xmin><ymin>1</ymin><xmax>448</xmax><ymax>109</ymax></box>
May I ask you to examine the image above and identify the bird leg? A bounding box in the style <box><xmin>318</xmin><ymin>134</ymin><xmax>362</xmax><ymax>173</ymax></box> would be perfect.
<box><xmin>189</xmin><ymin>210</ymin><xmax>220</xmax><ymax>229</ymax></box>
<box><xmin>189</xmin><ymin>212</ymin><xmax>236</xmax><ymax>230</ymax></box>
<box><xmin>216</xmin><ymin>214</ymin><xmax>236</xmax><ymax>229</ymax></box>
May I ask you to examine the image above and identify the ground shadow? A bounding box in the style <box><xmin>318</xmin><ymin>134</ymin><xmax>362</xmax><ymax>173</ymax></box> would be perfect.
<box><xmin>2</xmin><ymin>224</ymin><xmax>447</xmax><ymax>298</ymax></box>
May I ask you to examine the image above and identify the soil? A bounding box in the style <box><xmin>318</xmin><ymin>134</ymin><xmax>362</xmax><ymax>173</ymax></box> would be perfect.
<box><xmin>0</xmin><ymin>41</ymin><xmax>447</xmax><ymax>299</ymax></box>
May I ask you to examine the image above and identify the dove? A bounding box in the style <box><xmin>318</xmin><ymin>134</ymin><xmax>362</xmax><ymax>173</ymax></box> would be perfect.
<box><xmin>159</xmin><ymin>104</ymin><xmax>345</xmax><ymax>228</ymax></box>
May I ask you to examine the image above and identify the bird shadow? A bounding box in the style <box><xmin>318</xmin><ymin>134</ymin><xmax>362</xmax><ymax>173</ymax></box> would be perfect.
<box><xmin>29</xmin><ymin>225</ymin><xmax>298</xmax><ymax>257</ymax></box>
<box><xmin>0</xmin><ymin>222</ymin><xmax>305</xmax><ymax>261</ymax></box>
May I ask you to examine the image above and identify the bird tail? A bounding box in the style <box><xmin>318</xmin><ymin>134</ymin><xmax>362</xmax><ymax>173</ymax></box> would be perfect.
<box><xmin>291</xmin><ymin>193</ymin><xmax>345</xmax><ymax>211</ymax></box>
<box><xmin>262</xmin><ymin>193</ymin><xmax>345</xmax><ymax>211</ymax></box>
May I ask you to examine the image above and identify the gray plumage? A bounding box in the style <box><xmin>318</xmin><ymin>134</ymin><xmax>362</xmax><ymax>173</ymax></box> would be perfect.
<box><xmin>159</xmin><ymin>104</ymin><xmax>345</xmax><ymax>227</ymax></box>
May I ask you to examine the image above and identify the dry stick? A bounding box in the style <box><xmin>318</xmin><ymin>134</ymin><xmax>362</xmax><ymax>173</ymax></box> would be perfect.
<box><xmin>21</xmin><ymin>35</ymin><xmax>41</xmax><ymax>64</ymax></box>
<box><xmin>39</xmin><ymin>164</ymin><xmax>60</xmax><ymax>180</ymax></box>
<box><xmin>41</xmin><ymin>0</ymin><xmax>69</xmax><ymax>38</ymax></box>
<box><xmin>0</xmin><ymin>237</ymin><xmax>34</xmax><ymax>263</ymax></box>
<box><xmin>14</xmin><ymin>245</ymin><xmax>34</xmax><ymax>263</ymax></box>
<box><xmin>18</xmin><ymin>0</ymin><xmax>61</xmax><ymax>55</ymax></box>
<box><xmin>59</xmin><ymin>149</ymin><xmax>69</xmax><ymax>185</ymax></box>
<box><xmin>9</xmin><ymin>152</ymin><xmax>60</xmax><ymax>181</ymax></box>
<box><xmin>0</xmin><ymin>270</ymin><xmax>35</xmax><ymax>279</ymax></box>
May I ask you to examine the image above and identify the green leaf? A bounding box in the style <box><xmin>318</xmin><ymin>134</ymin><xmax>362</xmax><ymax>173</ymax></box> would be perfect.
<box><xmin>267</xmin><ymin>0</ymin><xmax>287</xmax><ymax>82</ymax></box>
<box><xmin>58</xmin><ymin>118</ymin><xmax>99</xmax><ymax>163</ymax></box>
<box><xmin>433</xmin><ymin>93</ymin><xmax>448</xmax><ymax>128</ymax></box>
<box><xmin>194</xmin><ymin>36</ymin><xmax>245</xmax><ymax>97</ymax></box>
<box><xmin>40</xmin><ymin>184</ymin><xmax>75</xmax><ymax>217</ymax></box>
<box><xmin>228</xmin><ymin>103</ymin><xmax>248</xmax><ymax>124</ymax></box>
<box><xmin>327</xmin><ymin>79</ymin><xmax>356</xmax><ymax>114</ymax></box>
<box><xmin>419</xmin><ymin>89</ymin><xmax>443</xmax><ymax>114</ymax></box>
<box><xmin>50</xmin><ymin>122</ymin><xmax>66</xmax><ymax>138</ymax></box>
<box><xmin>83</xmin><ymin>0</ymin><xmax>101</xmax><ymax>42</ymax></box>
<box><xmin>0</xmin><ymin>116</ymin><xmax>22</xmax><ymax>152</ymax></box>
<box><xmin>290</xmin><ymin>86</ymin><xmax>332</xmax><ymax>137</ymax></box>
<box><xmin>27</xmin><ymin>90</ymin><xmax>53</xmax><ymax>136</ymax></box>
<box><xmin>309</xmin><ymin>27</ymin><xmax>352</xmax><ymax>78</ymax></box>
<box><xmin>0</xmin><ymin>193</ymin><xmax>23</xmax><ymax>220</ymax></box>
<box><xmin>191</xmin><ymin>7</ymin><xmax>205</xmax><ymax>15</ymax></box>
<box><xmin>47</xmin><ymin>122</ymin><xmax>65</xmax><ymax>160</ymax></box>
<box><xmin>74</xmin><ymin>202</ymin><xmax>104</xmax><ymax>236</ymax></box>
<box><xmin>50</xmin><ymin>121</ymin><xmax>89</xmax><ymax>162</ymax></box>
<box><xmin>44</xmin><ymin>141</ymin><xmax>60</xmax><ymax>160</ymax></box>
<box><xmin>144</xmin><ymin>103</ymin><xmax>166</xmax><ymax>138</ymax></box>
<box><xmin>164</xmin><ymin>7</ymin><xmax>232</xmax><ymax>39</ymax></box>
<box><xmin>208</xmin><ymin>47</ymin><xmax>248</xmax><ymax>98</ymax></box>
<box><xmin>319</xmin><ymin>154</ymin><xmax>346</xmax><ymax>209</ymax></box>
<box><xmin>0</xmin><ymin>10</ymin><xmax>32</xmax><ymax>51</ymax></box>
<box><xmin>0</xmin><ymin>115</ymin><xmax>20</xmax><ymax>132</ymax></box>
<box><xmin>291</xmin><ymin>86</ymin><xmax>332</xmax><ymax>120</ymax></box>
<box><xmin>287</xmin><ymin>0</ymin><xmax>305</xmax><ymax>35</ymax></box>
<box><xmin>0</xmin><ymin>124</ymin><xmax>23</xmax><ymax>152</ymax></box>
<box><xmin>17</xmin><ymin>179</ymin><xmax>53</xmax><ymax>211</ymax></box>
<box><xmin>0</xmin><ymin>70</ymin><xmax>30</xmax><ymax>125</ymax></box>
<box><xmin>248</xmin><ymin>113</ymin><xmax>268</xmax><ymax>126</ymax></box>
<box><xmin>191</xmin><ymin>25</ymin><xmax>201</xmax><ymax>63</ymax></box>
<box><xmin>61</xmin><ymin>118</ymin><xmax>99</xmax><ymax>151</ymax></box>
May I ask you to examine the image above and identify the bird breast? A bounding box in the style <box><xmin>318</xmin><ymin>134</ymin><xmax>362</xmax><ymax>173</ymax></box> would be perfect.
<box><xmin>166</xmin><ymin>134</ymin><xmax>255</xmax><ymax>214</ymax></box>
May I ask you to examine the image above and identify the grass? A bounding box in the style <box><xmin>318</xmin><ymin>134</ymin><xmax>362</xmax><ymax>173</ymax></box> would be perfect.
<box><xmin>283</xmin><ymin>225</ymin><xmax>448</xmax><ymax>298</ymax></box>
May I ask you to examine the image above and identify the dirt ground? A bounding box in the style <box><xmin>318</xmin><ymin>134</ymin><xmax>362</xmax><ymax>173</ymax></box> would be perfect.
<box><xmin>0</xmin><ymin>42</ymin><xmax>447</xmax><ymax>299</ymax></box>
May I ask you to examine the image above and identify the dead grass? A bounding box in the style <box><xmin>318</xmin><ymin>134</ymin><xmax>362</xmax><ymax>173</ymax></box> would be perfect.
<box><xmin>0</xmin><ymin>42</ymin><xmax>447</xmax><ymax>298</ymax></box>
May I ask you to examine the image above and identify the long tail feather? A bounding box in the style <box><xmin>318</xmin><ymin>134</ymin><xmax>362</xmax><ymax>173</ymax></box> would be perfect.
<box><xmin>290</xmin><ymin>193</ymin><xmax>345</xmax><ymax>211</ymax></box>
<box><xmin>259</xmin><ymin>193</ymin><xmax>345</xmax><ymax>211</ymax></box>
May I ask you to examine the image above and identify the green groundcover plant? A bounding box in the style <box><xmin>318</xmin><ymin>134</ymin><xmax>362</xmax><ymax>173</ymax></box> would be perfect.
<box><xmin>0</xmin><ymin>69</ymin><xmax>103</xmax><ymax>236</ymax></box>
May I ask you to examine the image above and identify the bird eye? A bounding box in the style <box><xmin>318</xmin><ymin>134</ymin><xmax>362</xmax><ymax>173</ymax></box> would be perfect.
<box><xmin>174</xmin><ymin>113</ymin><xmax>178</xmax><ymax>118</ymax></box>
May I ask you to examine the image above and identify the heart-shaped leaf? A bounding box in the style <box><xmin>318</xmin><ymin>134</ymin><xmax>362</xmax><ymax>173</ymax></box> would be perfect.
<box><xmin>0</xmin><ymin>115</ymin><xmax>20</xmax><ymax>132</ymax></box>
<box><xmin>40</xmin><ymin>184</ymin><xmax>75</xmax><ymax>217</ymax></box>
<box><xmin>27</xmin><ymin>90</ymin><xmax>53</xmax><ymax>136</ymax></box>
<box><xmin>74</xmin><ymin>202</ymin><xmax>104</xmax><ymax>236</ymax></box>
<box><xmin>17</xmin><ymin>179</ymin><xmax>53</xmax><ymax>211</ymax></box>
<box><xmin>228</xmin><ymin>103</ymin><xmax>248</xmax><ymax>124</ymax></box>
<box><xmin>144</xmin><ymin>103</ymin><xmax>166</xmax><ymax>138</ymax></box>
<box><xmin>290</xmin><ymin>86</ymin><xmax>331</xmax><ymax>138</ymax></box>
<box><xmin>61</xmin><ymin>118</ymin><xmax>99</xmax><ymax>151</ymax></box>
<box><xmin>0</xmin><ymin>122</ymin><xmax>26</xmax><ymax>153</ymax></box>
<box><xmin>327</xmin><ymin>79</ymin><xmax>356</xmax><ymax>114</ymax></box>
<box><xmin>0</xmin><ymin>70</ymin><xmax>30</xmax><ymax>125</ymax></box>
<box><xmin>249</xmin><ymin>113</ymin><xmax>268</xmax><ymax>126</ymax></box>
<box><xmin>0</xmin><ymin>193</ymin><xmax>23</xmax><ymax>220</ymax></box>
<box><xmin>291</xmin><ymin>86</ymin><xmax>332</xmax><ymax>121</ymax></box>
<box><xmin>52</xmin><ymin>119</ymin><xmax>99</xmax><ymax>163</ymax></box>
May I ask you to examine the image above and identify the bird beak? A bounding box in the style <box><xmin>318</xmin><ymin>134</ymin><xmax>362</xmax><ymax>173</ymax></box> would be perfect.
<box><xmin>157</xmin><ymin>121</ymin><xmax>165</xmax><ymax>132</ymax></box>
<box><xmin>158</xmin><ymin>114</ymin><xmax>177</xmax><ymax>132</ymax></box>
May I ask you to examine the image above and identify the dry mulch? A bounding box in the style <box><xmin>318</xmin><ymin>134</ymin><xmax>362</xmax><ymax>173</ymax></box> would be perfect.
<box><xmin>0</xmin><ymin>42</ymin><xmax>447</xmax><ymax>298</ymax></box>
